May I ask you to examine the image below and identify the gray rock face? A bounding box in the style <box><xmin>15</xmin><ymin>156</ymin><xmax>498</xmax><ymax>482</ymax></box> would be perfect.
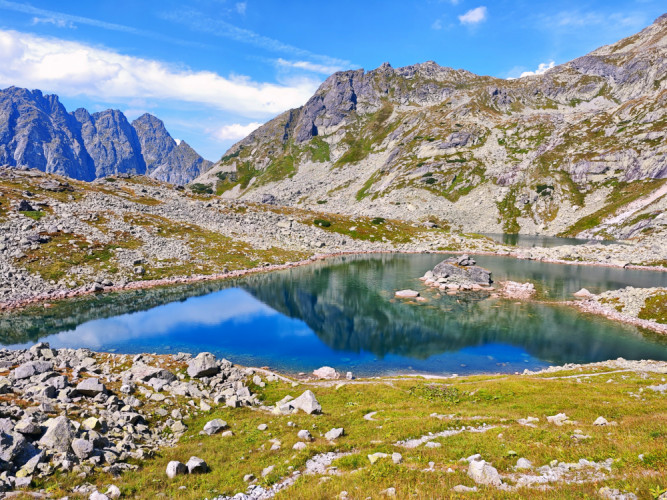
<box><xmin>0</xmin><ymin>87</ymin><xmax>210</xmax><ymax>184</ymax></box>
<box><xmin>76</xmin><ymin>377</ymin><xmax>106</xmax><ymax>396</ymax></box>
<box><xmin>132</xmin><ymin>113</ymin><xmax>212</xmax><ymax>185</ymax></box>
<box><xmin>187</xmin><ymin>352</ymin><xmax>219</xmax><ymax>378</ymax></box>
<box><xmin>38</xmin><ymin>416</ymin><xmax>74</xmax><ymax>452</ymax></box>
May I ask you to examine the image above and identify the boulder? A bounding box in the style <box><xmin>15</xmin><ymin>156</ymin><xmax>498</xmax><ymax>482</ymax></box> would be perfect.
<box><xmin>76</xmin><ymin>377</ymin><xmax>106</xmax><ymax>397</ymax></box>
<box><xmin>39</xmin><ymin>416</ymin><xmax>74</xmax><ymax>452</ymax></box>
<box><xmin>203</xmin><ymin>419</ymin><xmax>227</xmax><ymax>435</ymax></box>
<box><xmin>289</xmin><ymin>390</ymin><xmax>322</xmax><ymax>414</ymax></box>
<box><xmin>14</xmin><ymin>418</ymin><xmax>41</xmax><ymax>435</ymax></box>
<box><xmin>593</xmin><ymin>416</ymin><xmax>609</xmax><ymax>426</ymax></box>
<box><xmin>431</xmin><ymin>256</ymin><xmax>492</xmax><ymax>285</ymax></box>
<box><xmin>395</xmin><ymin>290</ymin><xmax>420</xmax><ymax>298</ymax></box>
<box><xmin>129</xmin><ymin>364</ymin><xmax>176</xmax><ymax>382</ymax></box>
<box><xmin>12</xmin><ymin>361</ymin><xmax>53</xmax><ymax>380</ymax></box>
<box><xmin>368</xmin><ymin>452</ymin><xmax>388</xmax><ymax>464</ymax></box>
<box><xmin>467</xmin><ymin>460</ymin><xmax>502</xmax><ymax>486</ymax></box>
<box><xmin>187</xmin><ymin>352</ymin><xmax>219</xmax><ymax>378</ymax></box>
<box><xmin>72</xmin><ymin>438</ymin><xmax>94</xmax><ymax>459</ymax></box>
<box><xmin>186</xmin><ymin>456</ymin><xmax>209</xmax><ymax>474</ymax></box>
<box><xmin>297</xmin><ymin>430</ymin><xmax>313</xmax><ymax>441</ymax></box>
<box><xmin>313</xmin><ymin>366</ymin><xmax>339</xmax><ymax>379</ymax></box>
<box><xmin>166</xmin><ymin>460</ymin><xmax>187</xmax><ymax>478</ymax></box>
<box><xmin>325</xmin><ymin>428</ymin><xmax>344</xmax><ymax>441</ymax></box>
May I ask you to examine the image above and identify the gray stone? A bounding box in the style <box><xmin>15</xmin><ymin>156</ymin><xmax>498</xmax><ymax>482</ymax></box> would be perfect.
<box><xmin>186</xmin><ymin>456</ymin><xmax>209</xmax><ymax>474</ymax></box>
<box><xmin>297</xmin><ymin>429</ymin><xmax>313</xmax><ymax>441</ymax></box>
<box><xmin>325</xmin><ymin>428</ymin><xmax>344</xmax><ymax>441</ymax></box>
<box><xmin>12</xmin><ymin>361</ymin><xmax>53</xmax><ymax>380</ymax></box>
<box><xmin>203</xmin><ymin>419</ymin><xmax>228</xmax><ymax>435</ymax></box>
<box><xmin>76</xmin><ymin>377</ymin><xmax>106</xmax><ymax>396</ymax></box>
<box><xmin>39</xmin><ymin>416</ymin><xmax>74</xmax><ymax>452</ymax></box>
<box><xmin>14</xmin><ymin>418</ymin><xmax>41</xmax><ymax>435</ymax></box>
<box><xmin>72</xmin><ymin>438</ymin><xmax>94</xmax><ymax>459</ymax></box>
<box><xmin>166</xmin><ymin>460</ymin><xmax>187</xmax><ymax>478</ymax></box>
<box><xmin>289</xmin><ymin>390</ymin><xmax>322</xmax><ymax>414</ymax></box>
<box><xmin>467</xmin><ymin>460</ymin><xmax>502</xmax><ymax>486</ymax></box>
<box><xmin>187</xmin><ymin>352</ymin><xmax>219</xmax><ymax>378</ymax></box>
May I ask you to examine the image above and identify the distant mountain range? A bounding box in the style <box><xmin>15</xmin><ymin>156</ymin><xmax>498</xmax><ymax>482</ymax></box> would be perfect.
<box><xmin>0</xmin><ymin>87</ymin><xmax>212</xmax><ymax>184</ymax></box>
<box><xmin>197</xmin><ymin>13</ymin><xmax>667</xmax><ymax>238</ymax></box>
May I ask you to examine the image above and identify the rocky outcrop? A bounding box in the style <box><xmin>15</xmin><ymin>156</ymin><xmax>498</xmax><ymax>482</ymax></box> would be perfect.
<box><xmin>0</xmin><ymin>88</ymin><xmax>210</xmax><ymax>184</ymax></box>
<box><xmin>427</xmin><ymin>255</ymin><xmax>493</xmax><ymax>286</ymax></box>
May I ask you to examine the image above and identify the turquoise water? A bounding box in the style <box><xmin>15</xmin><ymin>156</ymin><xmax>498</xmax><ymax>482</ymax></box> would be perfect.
<box><xmin>1</xmin><ymin>254</ymin><xmax>666</xmax><ymax>376</ymax></box>
<box><xmin>483</xmin><ymin>233</ymin><xmax>620</xmax><ymax>248</ymax></box>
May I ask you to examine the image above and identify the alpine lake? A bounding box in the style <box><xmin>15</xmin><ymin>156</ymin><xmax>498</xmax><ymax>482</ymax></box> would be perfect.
<box><xmin>2</xmin><ymin>252</ymin><xmax>667</xmax><ymax>377</ymax></box>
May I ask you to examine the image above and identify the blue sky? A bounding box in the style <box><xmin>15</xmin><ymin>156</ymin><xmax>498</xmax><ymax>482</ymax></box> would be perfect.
<box><xmin>0</xmin><ymin>1</ymin><xmax>663</xmax><ymax>161</ymax></box>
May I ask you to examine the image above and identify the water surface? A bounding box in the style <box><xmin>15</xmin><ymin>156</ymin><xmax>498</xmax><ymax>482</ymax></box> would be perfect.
<box><xmin>1</xmin><ymin>254</ymin><xmax>666</xmax><ymax>376</ymax></box>
<box><xmin>483</xmin><ymin>233</ymin><xmax>620</xmax><ymax>248</ymax></box>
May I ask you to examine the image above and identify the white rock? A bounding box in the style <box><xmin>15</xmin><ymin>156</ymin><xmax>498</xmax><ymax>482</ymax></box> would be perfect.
<box><xmin>313</xmin><ymin>366</ymin><xmax>339</xmax><ymax>379</ymax></box>
<box><xmin>467</xmin><ymin>460</ymin><xmax>502</xmax><ymax>486</ymax></box>
<box><xmin>395</xmin><ymin>289</ymin><xmax>420</xmax><ymax>298</ymax></box>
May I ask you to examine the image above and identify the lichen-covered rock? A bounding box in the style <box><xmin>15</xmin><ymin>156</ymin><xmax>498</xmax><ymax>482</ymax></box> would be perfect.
<box><xmin>166</xmin><ymin>460</ymin><xmax>187</xmax><ymax>478</ymax></box>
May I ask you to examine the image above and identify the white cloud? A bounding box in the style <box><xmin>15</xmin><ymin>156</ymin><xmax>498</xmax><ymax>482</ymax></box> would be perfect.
<box><xmin>520</xmin><ymin>61</ymin><xmax>556</xmax><ymax>78</ymax></box>
<box><xmin>31</xmin><ymin>16</ymin><xmax>75</xmax><ymax>29</ymax></box>
<box><xmin>213</xmin><ymin>122</ymin><xmax>263</xmax><ymax>141</ymax></box>
<box><xmin>459</xmin><ymin>6</ymin><xmax>487</xmax><ymax>25</ymax></box>
<box><xmin>275</xmin><ymin>58</ymin><xmax>343</xmax><ymax>75</ymax></box>
<box><xmin>235</xmin><ymin>2</ymin><xmax>247</xmax><ymax>15</ymax></box>
<box><xmin>0</xmin><ymin>30</ymin><xmax>319</xmax><ymax>117</ymax></box>
<box><xmin>431</xmin><ymin>19</ymin><xmax>443</xmax><ymax>30</ymax></box>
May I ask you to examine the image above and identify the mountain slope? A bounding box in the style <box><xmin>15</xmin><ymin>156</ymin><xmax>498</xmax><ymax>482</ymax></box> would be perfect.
<box><xmin>0</xmin><ymin>87</ymin><xmax>212</xmax><ymax>184</ymax></box>
<box><xmin>197</xmin><ymin>14</ymin><xmax>667</xmax><ymax>238</ymax></box>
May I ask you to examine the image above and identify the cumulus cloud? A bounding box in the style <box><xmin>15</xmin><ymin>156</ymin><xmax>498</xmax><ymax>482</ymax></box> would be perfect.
<box><xmin>0</xmin><ymin>29</ymin><xmax>318</xmax><ymax>117</ymax></box>
<box><xmin>275</xmin><ymin>58</ymin><xmax>343</xmax><ymax>75</ymax></box>
<box><xmin>459</xmin><ymin>6</ymin><xmax>487</xmax><ymax>25</ymax></box>
<box><xmin>213</xmin><ymin>122</ymin><xmax>263</xmax><ymax>141</ymax></box>
<box><xmin>235</xmin><ymin>2</ymin><xmax>247</xmax><ymax>15</ymax></box>
<box><xmin>520</xmin><ymin>61</ymin><xmax>556</xmax><ymax>78</ymax></box>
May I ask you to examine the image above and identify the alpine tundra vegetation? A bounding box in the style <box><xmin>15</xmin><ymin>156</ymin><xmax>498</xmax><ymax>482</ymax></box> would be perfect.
<box><xmin>0</xmin><ymin>2</ymin><xmax>665</xmax><ymax>500</ymax></box>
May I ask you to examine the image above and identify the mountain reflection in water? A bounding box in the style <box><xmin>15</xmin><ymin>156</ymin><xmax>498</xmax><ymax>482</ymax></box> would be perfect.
<box><xmin>1</xmin><ymin>254</ymin><xmax>666</xmax><ymax>376</ymax></box>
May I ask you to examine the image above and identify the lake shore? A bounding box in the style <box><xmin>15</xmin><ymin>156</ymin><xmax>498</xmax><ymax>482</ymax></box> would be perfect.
<box><xmin>2</xmin><ymin>249</ymin><xmax>666</xmax><ymax>336</ymax></box>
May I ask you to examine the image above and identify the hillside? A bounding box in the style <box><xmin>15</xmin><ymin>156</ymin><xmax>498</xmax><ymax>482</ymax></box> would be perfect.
<box><xmin>197</xmin><ymin>14</ymin><xmax>667</xmax><ymax>238</ymax></box>
<box><xmin>0</xmin><ymin>87</ymin><xmax>212</xmax><ymax>184</ymax></box>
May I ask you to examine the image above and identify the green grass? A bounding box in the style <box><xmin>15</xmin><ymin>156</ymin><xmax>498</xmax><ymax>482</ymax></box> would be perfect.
<box><xmin>638</xmin><ymin>291</ymin><xmax>667</xmax><ymax>324</ymax></box>
<box><xmin>19</xmin><ymin>210</ymin><xmax>46</xmax><ymax>221</ymax></box>
<box><xmin>37</xmin><ymin>366</ymin><xmax>667</xmax><ymax>499</ymax></box>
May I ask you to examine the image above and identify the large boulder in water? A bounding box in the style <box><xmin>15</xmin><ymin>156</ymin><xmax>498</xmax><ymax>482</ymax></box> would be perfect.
<box><xmin>431</xmin><ymin>255</ymin><xmax>492</xmax><ymax>286</ymax></box>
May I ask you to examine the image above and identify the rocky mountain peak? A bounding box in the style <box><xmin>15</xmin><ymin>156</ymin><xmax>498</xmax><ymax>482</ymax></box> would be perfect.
<box><xmin>0</xmin><ymin>88</ymin><xmax>211</xmax><ymax>184</ymax></box>
<box><xmin>197</xmin><ymin>16</ymin><xmax>667</xmax><ymax>239</ymax></box>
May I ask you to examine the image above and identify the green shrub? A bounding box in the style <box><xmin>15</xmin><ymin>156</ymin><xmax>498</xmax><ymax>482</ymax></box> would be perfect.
<box><xmin>371</xmin><ymin>217</ymin><xmax>385</xmax><ymax>225</ymax></box>
<box><xmin>316</xmin><ymin>200</ymin><xmax>328</xmax><ymax>205</ymax></box>
<box><xmin>313</xmin><ymin>219</ymin><xmax>331</xmax><ymax>227</ymax></box>
<box><xmin>190</xmin><ymin>183</ymin><xmax>213</xmax><ymax>195</ymax></box>
<box><xmin>423</xmin><ymin>177</ymin><xmax>437</xmax><ymax>185</ymax></box>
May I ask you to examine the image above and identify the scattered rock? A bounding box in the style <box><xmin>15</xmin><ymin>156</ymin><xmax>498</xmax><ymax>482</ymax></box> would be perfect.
<box><xmin>166</xmin><ymin>461</ymin><xmax>187</xmax><ymax>478</ymax></box>
<box><xmin>186</xmin><ymin>456</ymin><xmax>209</xmax><ymax>474</ymax></box>
<box><xmin>325</xmin><ymin>428</ymin><xmax>344</xmax><ymax>441</ymax></box>
<box><xmin>203</xmin><ymin>419</ymin><xmax>228</xmax><ymax>435</ymax></box>
<box><xmin>313</xmin><ymin>366</ymin><xmax>339</xmax><ymax>379</ymax></box>
<box><xmin>187</xmin><ymin>352</ymin><xmax>219</xmax><ymax>378</ymax></box>
<box><xmin>467</xmin><ymin>459</ymin><xmax>502</xmax><ymax>487</ymax></box>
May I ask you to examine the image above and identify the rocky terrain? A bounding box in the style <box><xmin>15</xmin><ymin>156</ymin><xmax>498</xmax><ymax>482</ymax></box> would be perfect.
<box><xmin>0</xmin><ymin>343</ymin><xmax>261</xmax><ymax>496</ymax></box>
<box><xmin>197</xmin><ymin>14</ymin><xmax>667</xmax><ymax>240</ymax></box>
<box><xmin>0</xmin><ymin>341</ymin><xmax>664</xmax><ymax>499</ymax></box>
<box><xmin>0</xmin><ymin>87</ymin><xmax>212</xmax><ymax>184</ymax></box>
<box><xmin>574</xmin><ymin>286</ymin><xmax>667</xmax><ymax>333</ymax></box>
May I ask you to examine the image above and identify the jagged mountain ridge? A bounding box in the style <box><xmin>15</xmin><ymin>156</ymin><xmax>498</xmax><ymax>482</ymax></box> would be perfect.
<box><xmin>0</xmin><ymin>87</ymin><xmax>212</xmax><ymax>184</ymax></box>
<box><xmin>198</xmin><ymin>14</ymin><xmax>667</xmax><ymax>238</ymax></box>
